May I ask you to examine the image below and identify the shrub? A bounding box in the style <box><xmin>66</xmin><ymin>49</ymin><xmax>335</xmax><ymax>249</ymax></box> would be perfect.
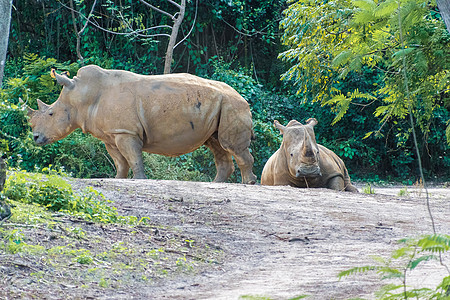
<box><xmin>3</xmin><ymin>169</ymin><xmax>143</xmax><ymax>224</ymax></box>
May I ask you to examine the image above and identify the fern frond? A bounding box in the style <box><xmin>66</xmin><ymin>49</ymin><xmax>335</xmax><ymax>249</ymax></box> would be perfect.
<box><xmin>418</xmin><ymin>234</ymin><xmax>450</xmax><ymax>252</ymax></box>
<box><xmin>338</xmin><ymin>265</ymin><xmax>377</xmax><ymax>279</ymax></box>
<box><xmin>377</xmin><ymin>267</ymin><xmax>403</xmax><ymax>280</ymax></box>
<box><xmin>392</xmin><ymin>246</ymin><xmax>413</xmax><ymax>259</ymax></box>
<box><xmin>332</xmin><ymin>50</ymin><xmax>352</xmax><ymax>68</ymax></box>
<box><xmin>373</xmin><ymin>0</ymin><xmax>397</xmax><ymax>18</ymax></box>
<box><xmin>353</xmin><ymin>10</ymin><xmax>375</xmax><ymax>24</ymax></box>
<box><xmin>392</xmin><ymin>47</ymin><xmax>414</xmax><ymax>58</ymax></box>
<box><xmin>353</xmin><ymin>0</ymin><xmax>376</xmax><ymax>11</ymax></box>
<box><xmin>408</xmin><ymin>255</ymin><xmax>437</xmax><ymax>270</ymax></box>
<box><xmin>374</xmin><ymin>283</ymin><xmax>404</xmax><ymax>298</ymax></box>
<box><xmin>323</xmin><ymin>93</ymin><xmax>346</xmax><ymax>106</ymax></box>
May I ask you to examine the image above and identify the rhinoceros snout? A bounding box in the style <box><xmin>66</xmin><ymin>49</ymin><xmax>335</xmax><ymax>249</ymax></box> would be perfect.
<box><xmin>33</xmin><ymin>133</ymin><xmax>49</xmax><ymax>145</ymax></box>
<box><xmin>296</xmin><ymin>166</ymin><xmax>321</xmax><ymax>177</ymax></box>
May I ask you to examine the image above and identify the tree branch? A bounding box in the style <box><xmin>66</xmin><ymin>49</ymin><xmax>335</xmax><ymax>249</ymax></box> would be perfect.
<box><xmin>166</xmin><ymin>0</ymin><xmax>182</xmax><ymax>10</ymax></box>
<box><xmin>138</xmin><ymin>0</ymin><xmax>175</xmax><ymax>20</ymax></box>
<box><xmin>78</xmin><ymin>0</ymin><xmax>97</xmax><ymax>35</ymax></box>
<box><xmin>58</xmin><ymin>1</ymin><xmax>171</xmax><ymax>38</ymax></box>
<box><xmin>174</xmin><ymin>0</ymin><xmax>197</xmax><ymax>49</ymax></box>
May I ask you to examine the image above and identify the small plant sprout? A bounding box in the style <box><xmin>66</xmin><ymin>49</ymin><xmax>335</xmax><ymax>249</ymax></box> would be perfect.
<box><xmin>363</xmin><ymin>183</ymin><xmax>375</xmax><ymax>194</ymax></box>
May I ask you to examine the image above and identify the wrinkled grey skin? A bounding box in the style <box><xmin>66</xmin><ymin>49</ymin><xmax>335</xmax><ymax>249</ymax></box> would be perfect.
<box><xmin>261</xmin><ymin>118</ymin><xmax>358</xmax><ymax>192</ymax></box>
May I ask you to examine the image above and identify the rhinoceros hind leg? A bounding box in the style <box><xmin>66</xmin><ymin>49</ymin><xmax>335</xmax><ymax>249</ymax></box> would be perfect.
<box><xmin>105</xmin><ymin>144</ymin><xmax>130</xmax><ymax>178</ymax></box>
<box><xmin>327</xmin><ymin>176</ymin><xmax>345</xmax><ymax>191</ymax></box>
<box><xmin>205</xmin><ymin>136</ymin><xmax>234</xmax><ymax>182</ymax></box>
<box><xmin>229</xmin><ymin>148</ymin><xmax>257</xmax><ymax>184</ymax></box>
<box><xmin>114</xmin><ymin>135</ymin><xmax>146</xmax><ymax>179</ymax></box>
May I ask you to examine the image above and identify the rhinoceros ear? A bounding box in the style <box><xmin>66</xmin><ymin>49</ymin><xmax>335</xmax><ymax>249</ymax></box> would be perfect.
<box><xmin>37</xmin><ymin>99</ymin><xmax>50</xmax><ymax>111</ymax></box>
<box><xmin>52</xmin><ymin>69</ymin><xmax>75</xmax><ymax>89</ymax></box>
<box><xmin>274</xmin><ymin>120</ymin><xmax>286</xmax><ymax>134</ymax></box>
<box><xmin>305</xmin><ymin>118</ymin><xmax>318</xmax><ymax>127</ymax></box>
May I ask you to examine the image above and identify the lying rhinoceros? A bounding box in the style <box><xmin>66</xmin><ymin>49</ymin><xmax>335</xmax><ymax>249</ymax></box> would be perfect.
<box><xmin>27</xmin><ymin>65</ymin><xmax>257</xmax><ymax>184</ymax></box>
<box><xmin>261</xmin><ymin>118</ymin><xmax>358</xmax><ymax>192</ymax></box>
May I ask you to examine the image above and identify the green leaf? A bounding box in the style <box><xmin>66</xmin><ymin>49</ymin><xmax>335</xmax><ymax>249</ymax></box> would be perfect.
<box><xmin>338</xmin><ymin>265</ymin><xmax>377</xmax><ymax>279</ymax></box>
<box><xmin>353</xmin><ymin>10</ymin><xmax>375</xmax><ymax>24</ymax></box>
<box><xmin>332</xmin><ymin>50</ymin><xmax>353</xmax><ymax>68</ymax></box>
<box><xmin>408</xmin><ymin>255</ymin><xmax>436</xmax><ymax>270</ymax></box>
<box><xmin>373</xmin><ymin>0</ymin><xmax>398</xmax><ymax>18</ymax></box>
<box><xmin>353</xmin><ymin>0</ymin><xmax>376</xmax><ymax>11</ymax></box>
<box><xmin>392</xmin><ymin>48</ymin><xmax>414</xmax><ymax>58</ymax></box>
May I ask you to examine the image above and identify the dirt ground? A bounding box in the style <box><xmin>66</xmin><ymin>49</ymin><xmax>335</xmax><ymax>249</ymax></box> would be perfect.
<box><xmin>2</xmin><ymin>178</ymin><xmax>449</xmax><ymax>299</ymax></box>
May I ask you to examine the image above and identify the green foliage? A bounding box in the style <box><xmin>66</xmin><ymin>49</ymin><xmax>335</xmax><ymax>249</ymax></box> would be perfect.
<box><xmin>3</xmin><ymin>169</ymin><xmax>144</xmax><ymax>224</ymax></box>
<box><xmin>397</xmin><ymin>187</ymin><xmax>409</xmax><ymax>197</ymax></box>
<box><xmin>209</xmin><ymin>58</ymin><xmax>263</xmax><ymax>102</ymax></box>
<box><xmin>362</xmin><ymin>183</ymin><xmax>375</xmax><ymax>194</ymax></box>
<box><xmin>143</xmin><ymin>152</ymin><xmax>212</xmax><ymax>182</ymax></box>
<box><xmin>339</xmin><ymin>234</ymin><xmax>450</xmax><ymax>299</ymax></box>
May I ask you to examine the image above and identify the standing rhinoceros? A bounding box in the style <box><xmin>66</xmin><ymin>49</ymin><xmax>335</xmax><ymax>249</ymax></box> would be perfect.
<box><xmin>27</xmin><ymin>65</ymin><xmax>257</xmax><ymax>184</ymax></box>
<box><xmin>261</xmin><ymin>118</ymin><xmax>358</xmax><ymax>192</ymax></box>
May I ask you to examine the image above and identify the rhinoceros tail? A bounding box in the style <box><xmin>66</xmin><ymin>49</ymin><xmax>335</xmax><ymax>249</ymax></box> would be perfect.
<box><xmin>251</xmin><ymin>128</ymin><xmax>256</xmax><ymax>141</ymax></box>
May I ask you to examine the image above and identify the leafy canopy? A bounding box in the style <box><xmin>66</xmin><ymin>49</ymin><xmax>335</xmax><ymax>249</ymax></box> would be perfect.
<box><xmin>279</xmin><ymin>0</ymin><xmax>450</xmax><ymax>143</ymax></box>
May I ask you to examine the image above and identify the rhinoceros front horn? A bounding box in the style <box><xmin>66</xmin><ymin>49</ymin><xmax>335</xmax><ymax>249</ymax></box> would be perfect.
<box><xmin>51</xmin><ymin>69</ymin><xmax>75</xmax><ymax>89</ymax></box>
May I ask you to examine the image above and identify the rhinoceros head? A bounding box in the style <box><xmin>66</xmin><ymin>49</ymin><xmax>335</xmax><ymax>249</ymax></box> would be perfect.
<box><xmin>275</xmin><ymin>118</ymin><xmax>322</xmax><ymax>178</ymax></box>
<box><xmin>26</xmin><ymin>70</ymin><xmax>77</xmax><ymax>145</ymax></box>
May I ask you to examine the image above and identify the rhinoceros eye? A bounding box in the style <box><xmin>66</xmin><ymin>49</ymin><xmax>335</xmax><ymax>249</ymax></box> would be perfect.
<box><xmin>49</xmin><ymin>111</ymin><xmax>54</xmax><ymax>116</ymax></box>
<box><xmin>290</xmin><ymin>153</ymin><xmax>293</xmax><ymax>157</ymax></box>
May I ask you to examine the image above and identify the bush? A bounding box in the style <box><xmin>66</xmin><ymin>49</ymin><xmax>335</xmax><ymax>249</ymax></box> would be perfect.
<box><xmin>3</xmin><ymin>169</ymin><xmax>143</xmax><ymax>224</ymax></box>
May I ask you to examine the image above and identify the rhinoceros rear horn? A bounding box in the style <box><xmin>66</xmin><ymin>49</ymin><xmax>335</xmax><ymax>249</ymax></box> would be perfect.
<box><xmin>37</xmin><ymin>99</ymin><xmax>50</xmax><ymax>111</ymax></box>
<box><xmin>52</xmin><ymin>69</ymin><xmax>75</xmax><ymax>89</ymax></box>
<box><xmin>26</xmin><ymin>106</ymin><xmax>36</xmax><ymax>117</ymax></box>
<box><xmin>305</xmin><ymin>118</ymin><xmax>318</xmax><ymax>127</ymax></box>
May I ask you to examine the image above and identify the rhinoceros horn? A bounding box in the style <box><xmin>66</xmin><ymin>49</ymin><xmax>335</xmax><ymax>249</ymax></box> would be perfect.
<box><xmin>51</xmin><ymin>69</ymin><xmax>75</xmax><ymax>89</ymax></box>
<box><xmin>274</xmin><ymin>120</ymin><xmax>286</xmax><ymax>134</ymax></box>
<box><xmin>26</xmin><ymin>106</ymin><xmax>36</xmax><ymax>117</ymax></box>
<box><xmin>37</xmin><ymin>99</ymin><xmax>50</xmax><ymax>111</ymax></box>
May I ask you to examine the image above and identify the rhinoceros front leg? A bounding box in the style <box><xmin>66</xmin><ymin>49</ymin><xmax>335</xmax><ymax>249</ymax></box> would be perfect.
<box><xmin>114</xmin><ymin>135</ymin><xmax>146</xmax><ymax>179</ymax></box>
<box><xmin>205</xmin><ymin>136</ymin><xmax>235</xmax><ymax>182</ymax></box>
<box><xmin>105</xmin><ymin>144</ymin><xmax>130</xmax><ymax>178</ymax></box>
<box><xmin>327</xmin><ymin>175</ymin><xmax>345</xmax><ymax>191</ymax></box>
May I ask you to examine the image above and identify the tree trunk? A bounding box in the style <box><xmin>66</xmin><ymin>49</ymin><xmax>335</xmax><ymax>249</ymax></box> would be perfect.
<box><xmin>0</xmin><ymin>157</ymin><xmax>10</xmax><ymax>222</ymax></box>
<box><xmin>164</xmin><ymin>0</ymin><xmax>186</xmax><ymax>74</ymax></box>
<box><xmin>0</xmin><ymin>158</ymin><xmax>5</xmax><ymax>192</ymax></box>
<box><xmin>0</xmin><ymin>0</ymin><xmax>13</xmax><ymax>88</ymax></box>
<box><xmin>69</xmin><ymin>0</ymin><xmax>84</xmax><ymax>64</ymax></box>
<box><xmin>437</xmin><ymin>0</ymin><xmax>450</xmax><ymax>34</ymax></box>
